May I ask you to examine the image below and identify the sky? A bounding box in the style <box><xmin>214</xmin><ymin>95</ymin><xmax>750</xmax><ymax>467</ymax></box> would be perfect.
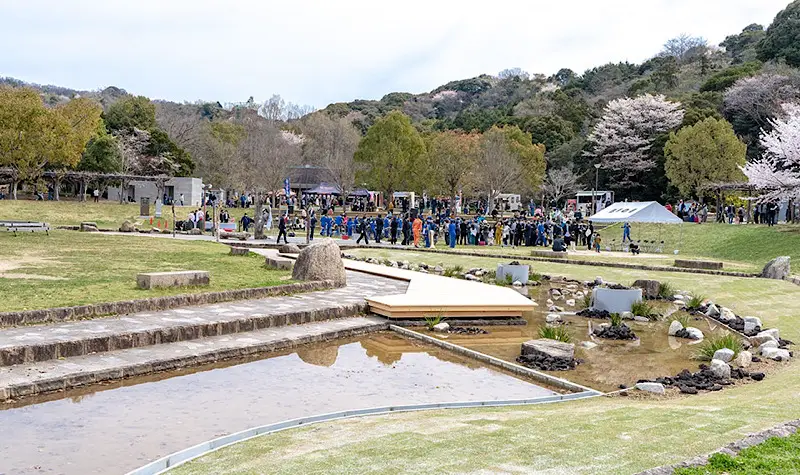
<box><xmin>0</xmin><ymin>0</ymin><xmax>792</xmax><ymax>108</ymax></box>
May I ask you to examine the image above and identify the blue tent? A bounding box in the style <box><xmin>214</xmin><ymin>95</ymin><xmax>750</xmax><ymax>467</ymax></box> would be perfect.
<box><xmin>305</xmin><ymin>183</ymin><xmax>342</xmax><ymax>195</ymax></box>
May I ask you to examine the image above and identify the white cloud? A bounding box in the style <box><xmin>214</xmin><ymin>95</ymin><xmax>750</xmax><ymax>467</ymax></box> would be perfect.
<box><xmin>0</xmin><ymin>0</ymin><xmax>790</xmax><ymax>107</ymax></box>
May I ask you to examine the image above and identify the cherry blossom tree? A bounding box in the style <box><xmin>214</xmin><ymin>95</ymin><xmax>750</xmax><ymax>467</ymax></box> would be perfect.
<box><xmin>586</xmin><ymin>94</ymin><xmax>684</xmax><ymax>189</ymax></box>
<box><xmin>742</xmin><ymin>103</ymin><xmax>800</xmax><ymax>200</ymax></box>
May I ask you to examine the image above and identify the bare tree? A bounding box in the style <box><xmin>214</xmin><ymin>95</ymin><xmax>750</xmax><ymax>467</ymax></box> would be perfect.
<box><xmin>542</xmin><ymin>167</ymin><xmax>580</xmax><ymax>206</ymax></box>
<box><xmin>259</xmin><ymin>94</ymin><xmax>286</xmax><ymax>122</ymax></box>
<box><xmin>155</xmin><ymin>101</ymin><xmax>202</xmax><ymax>151</ymax></box>
<box><xmin>300</xmin><ymin>113</ymin><xmax>360</xmax><ymax>196</ymax></box>
<box><xmin>233</xmin><ymin>117</ymin><xmax>302</xmax><ymax>238</ymax></box>
<box><xmin>498</xmin><ymin>68</ymin><xmax>530</xmax><ymax>80</ymax></box>
<box><xmin>660</xmin><ymin>34</ymin><xmax>708</xmax><ymax>62</ymax></box>
<box><xmin>477</xmin><ymin>127</ymin><xmax>523</xmax><ymax>215</ymax></box>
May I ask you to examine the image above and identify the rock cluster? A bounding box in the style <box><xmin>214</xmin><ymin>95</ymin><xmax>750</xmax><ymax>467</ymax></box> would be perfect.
<box><xmin>576</xmin><ymin>308</ymin><xmax>612</xmax><ymax>320</ymax></box>
<box><xmin>696</xmin><ymin>302</ymin><xmax>763</xmax><ymax>336</ymax></box>
<box><xmin>593</xmin><ymin>323</ymin><xmax>638</xmax><ymax>340</ymax></box>
<box><xmin>641</xmin><ymin>364</ymin><xmax>765</xmax><ymax>394</ymax></box>
<box><xmin>517</xmin><ymin>339</ymin><xmax>581</xmax><ymax>371</ymax></box>
<box><xmin>448</xmin><ymin>326</ymin><xmax>489</xmax><ymax>335</ymax></box>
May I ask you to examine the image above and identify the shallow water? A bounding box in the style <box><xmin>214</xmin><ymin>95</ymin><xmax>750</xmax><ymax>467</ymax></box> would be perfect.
<box><xmin>0</xmin><ymin>332</ymin><xmax>556</xmax><ymax>475</ymax></box>
<box><xmin>430</xmin><ymin>288</ymin><xmax>731</xmax><ymax>392</ymax></box>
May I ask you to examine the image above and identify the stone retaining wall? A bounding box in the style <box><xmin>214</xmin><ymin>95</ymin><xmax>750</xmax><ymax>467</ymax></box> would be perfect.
<box><xmin>0</xmin><ymin>302</ymin><xmax>369</xmax><ymax>366</ymax></box>
<box><xmin>675</xmin><ymin>259</ymin><xmax>724</xmax><ymax>270</ymax></box>
<box><xmin>0</xmin><ymin>280</ymin><xmax>335</xmax><ymax>328</ymax></box>
<box><xmin>1</xmin><ymin>320</ymin><xmax>386</xmax><ymax>401</ymax></box>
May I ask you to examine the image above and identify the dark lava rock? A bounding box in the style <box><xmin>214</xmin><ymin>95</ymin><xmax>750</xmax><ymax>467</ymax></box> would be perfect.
<box><xmin>675</xmin><ymin>328</ymin><xmax>690</xmax><ymax>339</ymax></box>
<box><xmin>619</xmin><ymin>384</ymin><xmax>628</xmax><ymax>390</ymax></box>
<box><xmin>509</xmin><ymin>261</ymin><xmax>521</xmax><ymax>265</ymax></box>
<box><xmin>448</xmin><ymin>326</ymin><xmax>489</xmax><ymax>335</ymax></box>
<box><xmin>516</xmin><ymin>353</ymin><xmax>580</xmax><ymax>371</ymax></box>
<box><xmin>751</xmin><ymin>372</ymin><xmax>766</xmax><ymax>381</ymax></box>
<box><xmin>593</xmin><ymin>324</ymin><xmax>638</xmax><ymax>340</ymax></box>
<box><xmin>606</xmin><ymin>283</ymin><xmax>630</xmax><ymax>290</ymax></box>
<box><xmin>710</xmin><ymin>384</ymin><xmax>723</xmax><ymax>391</ymax></box>
<box><xmin>577</xmin><ymin>308</ymin><xmax>611</xmax><ymax>320</ymax></box>
<box><xmin>752</xmin><ymin>356</ymin><xmax>762</xmax><ymax>363</ymax></box>
<box><xmin>678</xmin><ymin>384</ymin><xmax>698</xmax><ymax>394</ymax></box>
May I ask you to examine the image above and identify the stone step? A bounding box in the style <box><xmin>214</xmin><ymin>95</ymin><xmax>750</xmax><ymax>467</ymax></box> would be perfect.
<box><xmin>0</xmin><ymin>316</ymin><xmax>388</xmax><ymax>401</ymax></box>
<box><xmin>0</xmin><ymin>271</ymin><xmax>406</xmax><ymax>368</ymax></box>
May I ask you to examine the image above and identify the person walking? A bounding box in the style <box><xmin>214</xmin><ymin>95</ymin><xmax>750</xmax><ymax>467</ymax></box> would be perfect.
<box><xmin>375</xmin><ymin>213</ymin><xmax>383</xmax><ymax>244</ymax></box>
<box><xmin>622</xmin><ymin>222</ymin><xmax>631</xmax><ymax>243</ymax></box>
<box><xmin>356</xmin><ymin>216</ymin><xmax>369</xmax><ymax>245</ymax></box>
<box><xmin>390</xmin><ymin>216</ymin><xmax>399</xmax><ymax>245</ymax></box>
<box><xmin>276</xmin><ymin>212</ymin><xmax>288</xmax><ymax>244</ymax></box>
<box><xmin>448</xmin><ymin>219</ymin><xmax>457</xmax><ymax>249</ymax></box>
<box><xmin>412</xmin><ymin>215</ymin><xmax>423</xmax><ymax>247</ymax></box>
<box><xmin>309</xmin><ymin>209</ymin><xmax>317</xmax><ymax>241</ymax></box>
<box><xmin>92</xmin><ymin>188</ymin><xmax>100</xmax><ymax>203</ymax></box>
<box><xmin>179</xmin><ymin>193</ymin><xmax>184</xmax><ymax>206</ymax></box>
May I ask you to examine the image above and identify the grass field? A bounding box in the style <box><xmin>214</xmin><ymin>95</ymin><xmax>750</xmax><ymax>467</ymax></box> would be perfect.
<box><xmin>0</xmin><ymin>231</ymin><xmax>291</xmax><ymax>312</ymax></box>
<box><xmin>676</xmin><ymin>431</ymin><xmax>800</xmax><ymax>474</ymax></box>
<box><xmin>171</xmin><ymin>248</ymin><xmax>800</xmax><ymax>475</ymax></box>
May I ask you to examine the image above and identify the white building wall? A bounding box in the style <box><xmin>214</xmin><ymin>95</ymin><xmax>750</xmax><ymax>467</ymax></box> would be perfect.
<box><xmin>107</xmin><ymin>178</ymin><xmax>205</xmax><ymax>207</ymax></box>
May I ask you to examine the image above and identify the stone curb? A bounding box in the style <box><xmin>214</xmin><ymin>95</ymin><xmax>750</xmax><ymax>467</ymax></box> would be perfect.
<box><xmin>0</xmin><ymin>280</ymin><xmax>337</xmax><ymax>328</ymax></box>
<box><xmin>0</xmin><ymin>302</ymin><xmax>369</xmax><ymax>367</ymax></box>
<box><xmin>636</xmin><ymin>419</ymin><xmax>800</xmax><ymax>474</ymax></box>
<box><xmin>0</xmin><ymin>319</ymin><xmax>387</xmax><ymax>402</ymax></box>
<box><xmin>390</xmin><ymin>325</ymin><xmax>601</xmax><ymax>395</ymax></box>
<box><xmin>126</xmin><ymin>391</ymin><xmax>600</xmax><ymax>475</ymax></box>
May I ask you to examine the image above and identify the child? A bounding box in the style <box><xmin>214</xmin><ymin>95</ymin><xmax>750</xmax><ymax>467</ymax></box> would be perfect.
<box><xmin>593</xmin><ymin>233</ymin><xmax>602</xmax><ymax>253</ymax></box>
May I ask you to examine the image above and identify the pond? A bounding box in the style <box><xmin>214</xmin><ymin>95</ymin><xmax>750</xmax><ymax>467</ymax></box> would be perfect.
<box><xmin>426</xmin><ymin>285</ymin><xmax>732</xmax><ymax>393</ymax></box>
<box><xmin>0</xmin><ymin>332</ymin><xmax>558</xmax><ymax>475</ymax></box>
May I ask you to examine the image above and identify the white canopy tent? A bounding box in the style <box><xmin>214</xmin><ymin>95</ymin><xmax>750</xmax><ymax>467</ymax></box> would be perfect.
<box><xmin>589</xmin><ymin>201</ymin><xmax>682</xmax><ymax>224</ymax></box>
<box><xmin>589</xmin><ymin>201</ymin><xmax>683</xmax><ymax>253</ymax></box>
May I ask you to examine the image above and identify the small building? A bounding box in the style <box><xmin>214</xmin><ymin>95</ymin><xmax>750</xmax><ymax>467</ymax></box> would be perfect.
<box><xmin>108</xmin><ymin>177</ymin><xmax>206</xmax><ymax>206</ymax></box>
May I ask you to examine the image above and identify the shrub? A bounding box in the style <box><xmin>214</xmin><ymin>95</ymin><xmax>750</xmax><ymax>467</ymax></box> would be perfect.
<box><xmin>443</xmin><ymin>268</ymin><xmax>457</xmax><ymax>278</ymax></box>
<box><xmin>609</xmin><ymin>313</ymin><xmax>623</xmax><ymax>327</ymax></box>
<box><xmin>529</xmin><ymin>271</ymin><xmax>543</xmax><ymax>282</ymax></box>
<box><xmin>424</xmin><ymin>314</ymin><xmax>445</xmax><ymax>331</ymax></box>
<box><xmin>582</xmin><ymin>293</ymin><xmax>592</xmax><ymax>308</ymax></box>
<box><xmin>672</xmin><ymin>314</ymin><xmax>691</xmax><ymax>328</ymax></box>
<box><xmin>686</xmin><ymin>294</ymin><xmax>705</xmax><ymax>310</ymax></box>
<box><xmin>453</xmin><ymin>265</ymin><xmax>464</xmax><ymax>273</ymax></box>
<box><xmin>695</xmin><ymin>334</ymin><xmax>743</xmax><ymax>361</ymax></box>
<box><xmin>538</xmin><ymin>325</ymin><xmax>572</xmax><ymax>343</ymax></box>
<box><xmin>631</xmin><ymin>300</ymin><xmax>655</xmax><ymax>318</ymax></box>
<box><xmin>504</xmin><ymin>273</ymin><xmax>513</xmax><ymax>285</ymax></box>
<box><xmin>658</xmin><ymin>282</ymin><xmax>675</xmax><ymax>300</ymax></box>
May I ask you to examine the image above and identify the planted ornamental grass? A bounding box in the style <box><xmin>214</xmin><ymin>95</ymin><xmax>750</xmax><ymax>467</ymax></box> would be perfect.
<box><xmin>695</xmin><ymin>334</ymin><xmax>743</xmax><ymax>361</ymax></box>
<box><xmin>538</xmin><ymin>325</ymin><xmax>572</xmax><ymax>343</ymax></box>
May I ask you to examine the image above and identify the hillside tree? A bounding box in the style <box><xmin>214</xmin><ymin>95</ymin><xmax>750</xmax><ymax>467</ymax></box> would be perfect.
<box><xmin>664</xmin><ymin>117</ymin><xmax>747</xmax><ymax>197</ymax></box>
<box><xmin>425</xmin><ymin>130</ymin><xmax>479</xmax><ymax>212</ymax></box>
<box><xmin>757</xmin><ymin>0</ymin><xmax>800</xmax><ymax>67</ymax></box>
<box><xmin>301</xmin><ymin>113</ymin><xmax>361</xmax><ymax>196</ymax></box>
<box><xmin>354</xmin><ymin>111</ymin><xmax>426</xmax><ymax>203</ymax></box>
<box><xmin>742</xmin><ymin>102</ymin><xmax>800</xmax><ymax>201</ymax></box>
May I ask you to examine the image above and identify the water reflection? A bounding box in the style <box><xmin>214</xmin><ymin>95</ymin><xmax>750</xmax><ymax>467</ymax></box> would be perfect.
<box><xmin>0</xmin><ymin>332</ymin><xmax>556</xmax><ymax>475</ymax></box>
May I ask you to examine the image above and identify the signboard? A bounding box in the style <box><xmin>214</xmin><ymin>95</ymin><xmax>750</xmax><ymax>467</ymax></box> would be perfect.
<box><xmin>284</xmin><ymin>178</ymin><xmax>291</xmax><ymax>197</ymax></box>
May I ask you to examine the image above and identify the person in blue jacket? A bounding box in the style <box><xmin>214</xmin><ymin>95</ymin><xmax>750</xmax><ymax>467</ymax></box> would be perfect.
<box><xmin>448</xmin><ymin>219</ymin><xmax>456</xmax><ymax>248</ymax></box>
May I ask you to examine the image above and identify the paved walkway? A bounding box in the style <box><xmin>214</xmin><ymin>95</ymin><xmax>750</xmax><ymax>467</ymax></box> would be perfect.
<box><xmin>0</xmin><ymin>271</ymin><xmax>407</xmax><ymax>366</ymax></box>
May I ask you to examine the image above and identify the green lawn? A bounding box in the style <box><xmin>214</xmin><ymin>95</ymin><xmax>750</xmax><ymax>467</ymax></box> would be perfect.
<box><xmin>171</xmin><ymin>248</ymin><xmax>800</xmax><ymax>475</ymax></box>
<box><xmin>598</xmin><ymin>222</ymin><xmax>800</xmax><ymax>273</ymax></box>
<box><xmin>676</xmin><ymin>432</ymin><xmax>800</xmax><ymax>474</ymax></box>
<box><xmin>0</xmin><ymin>231</ymin><xmax>290</xmax><ymax>312</ymax></box>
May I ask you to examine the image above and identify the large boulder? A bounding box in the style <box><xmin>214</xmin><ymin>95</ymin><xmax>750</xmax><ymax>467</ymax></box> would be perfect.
<box><xmin>635</xmin><ymin>382</ymin><xmax>665</xmax><ymax>395</ymax></box>
<box><xmin>119</xmin><ymin>220</ymin><xmax>136</xmax><ymax>233</ymax></box>
<box><xmin>685</xmin><ymin>327</ymin><xmax>704</xmax><ymax>340</ymax></box>
<box><xmin>279</xmin><ymin>243</ymin><xmax>302</xmax><ymax>254</ymax></box>
<box><xmin>712</xmin><ymin>348</ymin><xmax>735</xmax><ymax>363</ymax></box>
<box><xmin>632</xmin><ymin>280</ymin><xmax>661</xmax><ymax>299</ymax></box>
<box><xmin>734</xmin><ymin>351</ymin><xmax>753</xmax><ymax>368</ymax></box>
<box><xmin>80</xmin><ymin>221</ymin><xmax>99</xmax><ymax>232</ymax></box>
<box><xmin>709</xmin><ymin>359</ymin><xmax>731</xmax><ymax>379</ymax></box>
<box><xmin>668</xmin><ymin>320</ymin><xmax>684</xmax><ymax>336</ymax></box>
<box><xmin>762</xmin><ymin>347</ymin><xmax>791</xmax><ymax>361</ymax></box>
<box><xmin>291</xmin><ymin>239</ymin><xmax>347</xmax><ymax>287</ymax></box>
<box><xmin>762</xmin><ymin>256</ymin><xmax>791</xmax><ymax>280</ymax></box>
<box><xmin>521</xmin><ymin>339</ymin><xmax>575</xmax><ymax>360</ymax></box>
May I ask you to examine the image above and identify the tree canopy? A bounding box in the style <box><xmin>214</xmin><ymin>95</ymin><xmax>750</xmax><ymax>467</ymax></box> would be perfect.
<box><xmin>757</xmin><ymin>0</ymin><xmax>800</xmax><ymax>67</ymax></box>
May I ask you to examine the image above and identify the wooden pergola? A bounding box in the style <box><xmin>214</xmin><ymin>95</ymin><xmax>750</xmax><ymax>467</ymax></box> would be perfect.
<box><xmin>0</xmin><ymin>168</ymin><xmax>170</xmax><ymax>202</ymax></box>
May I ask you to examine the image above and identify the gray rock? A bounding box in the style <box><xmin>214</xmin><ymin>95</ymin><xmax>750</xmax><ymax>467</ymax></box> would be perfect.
<box><xmin>719</xmin><ymin>307</ymin><xmax>737</xmax><ymax>323</ymax></box>
<box><xmin>433</xmin><ymin>265</ymin><xmax>444</xmax><ymax>274</ymax></box>
<box><xmin>621</xmin><ymin>311</ymin><xmax>634</xmax><ymax>320</ymax></box>
<box><xmin>432</xmin><ymin>322</ymin><xmax>450</xmax><ymax>333</ymax></box>
<box><xmin>474</xmin><ymin>270</ymin><xmax>485</xmax><ymax>277</ymax></box>
<box><xmin>512</xmin><ymin>280</ymin><xmax>523</xmax><ymax>287</ymax></box>
<box><xmin>757</xmin><ymin>328</ymin><xmax>780</xmax><ymax>340</ymax></box>
<box><xmin>551</xmin><ymin>289</ymin><xmax>562</xmax><ymax>297</ymax></box>
<box><xmin>291</xmin><ymin>239</ymin><xmax>347</xmax><ymax>287</ymax></box>
<box><xmin>580</xmin><ymin>341</ymin><xmax>598</xmax><ymax>349</ymax></box>
<box><xmin>762</xmin><ymin>347</ymin><xmax>791</xmax><ymax>361</ymax></box>
<box><xmin>633</xmin><ymin>316</ymin><xmax>650</xmax><ymax>322</ymax></box>
<box><xmin>545</xmin><ymin>313</ymin><xmax>562</xmax><ymax>324</ymax></box>
<box><xmin>279</xmin><ymin>244</ymin><xmax>302</xmax><ymax>254</ymax></box>
<box><xmin>549</xmin><ymin>305</ymin><xmax>565</xmax><ymax>313</ymax></box>
<box><xmin>80</xmin><ymin>222</ymin><xmax>99</xmax><ymax>232</ymax></box>
<box><xmin>743</xmin><ymin>316</ymin><xmax>762</xmax><ymax>328</ymax></box>
<box><xmin>119</xmin><ymin>220</ymin><xmax>136</xmax><ymax>233</ymax></box>
<box><xmin>635</xmin><ymin>382</ymin><xmax>665</xmax><ymax>394</ymax></box>
<box><xmin>521</xmin><ymin>339</ymin><xmax>575</xmax><ymax>360</ymax></box>
<box><xmin>594</xmin><ymin>276</ymin><xmax>604</xmax><ymax>285</ymax></box>
<box><xmin>712</xmin><ymin>348</ymin><xmax>735</xmax><ymax>363</ymax></box>
<box><xmin>685</xmin><ymin>327</ymin><xmax>704</xmax><ymax>340</ymax></box>
<box><xmin>632</xmin><ymin>279</ymin><xmax>661</xmax><ymax>299</ymax></box>
<box><xmin>750</xmin><ymin>334</ymin><xmax>777</xmax><ymax>346</ymax></box>
<box><xmin>668</xmin><ymin>320</ymin><xmax>684</xmax><ymax>336</ymax></box>
<box><xmin>734</xmin><ymin>350</ymin><xmax>752</xmax><ymax>368</ymax></box>
<box><xmin>464</xmin><ymin>274</ymin><xmax>479</xmax><ymax>281</ymax></box>
<box><xmin>565</xmin><ymin>299</ymin><xmax>576</xmax><ymax>307</ymax></box>
<box><xmin>709</xmin><ymin>359</ymin><xmax>731</xmax><ymax>379</ymax></box>
<box><xmin>762</xmin><ymin>256</ymin><xmax>791</xmax><ymax>280</ymax></box>
<box><xmin>705</xmin><ymin>304</ymin><xmax>720</xmax><ymax>317</ymax></box>
<box><xmin>744</xmin><ymin>321</ymin><xmax>757</xmax><ymax>334</ymax></box>
<box><xmin>758</xmin><ymin>340</ymin><xmax>779</xmax><ymax>353</ymax></box>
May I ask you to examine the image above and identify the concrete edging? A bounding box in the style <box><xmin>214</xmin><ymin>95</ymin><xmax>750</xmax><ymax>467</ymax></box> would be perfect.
<box><xmin>390</xmin><ymin>325</ymin><xmax>601</xmax><ymax>395</ymax></box>
<box><xmin>126</xmin><ymin>391</ymin><xmax>599</xmax><ymax>475</ymax></box>
<box><xmin>0</xmin><ymin>280</ymin><xmax>337</xmax><ymax>328</ymax></box>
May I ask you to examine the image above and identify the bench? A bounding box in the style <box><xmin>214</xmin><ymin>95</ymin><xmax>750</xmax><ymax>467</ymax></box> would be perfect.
<box><xmin>674</xmin><ymin>259</ymin><xmax>723</xmax><ymax>270</ymax></box>
<box><xmin>136</xmin><ymin>270</ymin><xmax>211</xmax><ymax>290</ymax></box>
<box><xmin>265</xmin><ymin>255</ymin><xmax>294</xmax><ymax>270</ymax></box>
<box><xmin>0</xmin><ymin>221</ymin><xmax>50</xmax><ymax>236</ymax></box>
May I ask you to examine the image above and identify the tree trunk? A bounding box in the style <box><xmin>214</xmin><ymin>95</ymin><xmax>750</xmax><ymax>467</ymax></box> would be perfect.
<box><xmin>54</xmin><ymin>178</ymin><xmax>61</xmax><ymax>201</ymax></box>
<box><xmin>10</xmin><ymin>180</ymin><xmax>17</xmax><ymax>200</ymax></box>
<box><xmin>79</xmin><ymin>179</ymin><xmax>87</xmax><ymax>202</ymax></box>
<box><xmin>253</xmin><ymin>192</ymin><xmax>265</xmax><ymax>240</ymax></box>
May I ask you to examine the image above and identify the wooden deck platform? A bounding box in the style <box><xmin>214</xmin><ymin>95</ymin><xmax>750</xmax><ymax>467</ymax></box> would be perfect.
<box><xmin>343</xmin><ymin>259</ymin><xmax>537</xmax><ymax>319</ymax></box>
